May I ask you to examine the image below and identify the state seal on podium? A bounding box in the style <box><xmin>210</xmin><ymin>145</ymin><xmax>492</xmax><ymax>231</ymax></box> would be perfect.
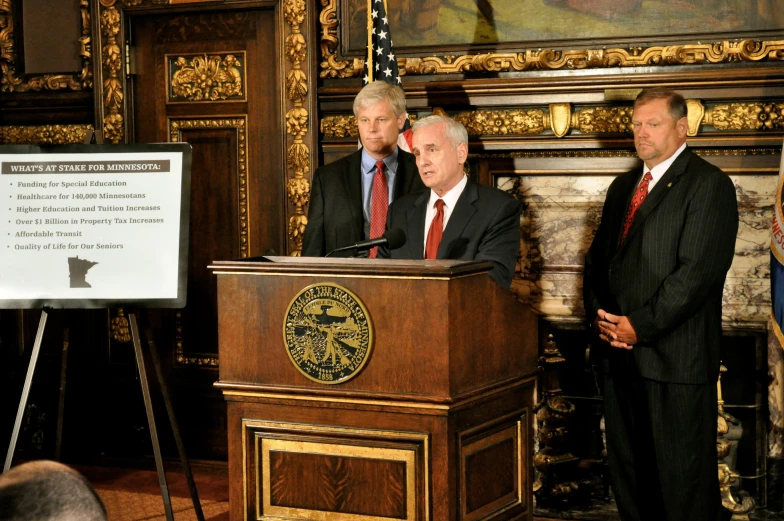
<box><xmin>283</xmin><ymin>283</ymin><xmax>373</xmax><ymax>384</ymax></box>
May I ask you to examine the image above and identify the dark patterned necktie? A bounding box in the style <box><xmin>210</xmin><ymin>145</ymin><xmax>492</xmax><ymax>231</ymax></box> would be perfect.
<box><xmin>425</xmin><ymin>199</ymin><xmax>445</xmax><ymax>259</ymax></box>
<box><xmin>368</xmin><ymin>160</ymin><xmax>388</xmax><ymax>258</ymax></box>
<box><xmin>621</xmin><ymin>172</ymin><xmax>653</xmax><ymax>244</ymax></box>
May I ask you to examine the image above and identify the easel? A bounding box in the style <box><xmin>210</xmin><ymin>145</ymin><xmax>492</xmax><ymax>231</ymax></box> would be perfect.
<box><xmin>3</xmin><ymin>131</ymin><xmax>203</xmax><ymax>521</ymax></box>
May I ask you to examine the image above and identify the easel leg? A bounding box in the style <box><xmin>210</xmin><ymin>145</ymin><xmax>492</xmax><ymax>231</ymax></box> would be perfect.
<box><xmin>146</xmin><ymin>330</ymin><xmax>205</xmax><ymax>521</ymax></box>
<box><xmin>4</xmin><ymin>310</ymin><xmax>48</xmax><ymax>473</ymax></box>
<box><xmin>55</xmin><ymin>327</ymin><xmax>69</xmax><ymax>461</ymax></box>
<box><xmin>129</xmin><ymin>313</ymin><xmax>174</xmax><ymax>521</ymax></box>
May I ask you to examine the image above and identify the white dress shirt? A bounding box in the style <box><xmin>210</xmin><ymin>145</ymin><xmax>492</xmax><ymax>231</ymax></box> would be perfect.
<box><xmin>423</xmin><ymin>175</ymin><xmax>468</xmax><ymax>254</ymax></box>
<box><xmin>643</xmin><ymin>142</ymin><xmax>687</xmax><ymax>192</ymax></box>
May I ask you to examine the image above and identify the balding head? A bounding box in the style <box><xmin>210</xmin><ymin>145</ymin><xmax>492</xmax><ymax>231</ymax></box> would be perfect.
<box><xmin>0</xmin><ymin>461</ymin><xmax>107</xmax><ymax>521</ymax></box>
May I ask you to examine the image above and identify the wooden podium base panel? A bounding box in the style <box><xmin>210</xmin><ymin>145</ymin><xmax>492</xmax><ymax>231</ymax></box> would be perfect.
<box><xmin>459</xmin><ymin>414</ymin><xmax>528</xmax><ymax>521</ymax></box>
<box><xmin>243</xmin><ymin>420</ymin><xmax>428</xmax><ymax>521</ymax></box>
<box><xmin>230</xmin><ymin>393</ymin><xmax>532</xmax><ymax>521</ymax></box>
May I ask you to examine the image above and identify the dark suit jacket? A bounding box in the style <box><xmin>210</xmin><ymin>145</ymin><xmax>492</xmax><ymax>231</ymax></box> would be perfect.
<box><xmin>379</xmin><ymin>178</ymin><xmax>523</xmax><ymax>289</ymax></box>
<box><xmin>583</xmin><ymin>147</ymin><xmax>738</xmax><ymax>384</ymax></box>
<box><xmin>301</xmin><ymin>148</ymin><xmax>424</xmax><ymax>257</ymax></box>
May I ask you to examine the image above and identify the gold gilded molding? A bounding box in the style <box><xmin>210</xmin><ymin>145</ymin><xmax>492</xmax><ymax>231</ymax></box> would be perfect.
<box><xmin>167</xmin><ymin>52</ymin><xmax>246</xmax><ymax>103</ymax></box>
<box><xmin>259</xmin><ymin>438</ymin><xmax>417</xmax><ymax>521</ymax></box>
<box><xmin>173</xmin><ymin>311</ymin><xmax>218</xmax><ymax>367</ymax></box>
<box><xmin>322</xmin><ymin>100</ymin><xmax>784</xmax><ymax>139</ymax></box>
<box><xmin>321</xmin><ymin>115</ymin><xmax>358</xmax><ymax>138</ymax></box>
<box><xmin>110</xmin><ymin>308</ymin><xmax>131</xmax><ymax>343</ymax></box>
<box><xmin>704</xmin><ymin>103</ymin><xmax>784</xmax><ymax>131</ymax></box>
<box><xmin>317</xmin><ymin>2</ymin><xmax>784</xmax><ymax>79</ymax></box>
<box><xmin>1</xmin><ymin>124</ymin><xmax>94</xmax><ymax>144</ymax></box>
<box><xmin>98</xmin><ymin>1</ymin><xmax>124</xmax><ymax>144</ymax></box>
<box><xmin>168</xmin><ymin>117</ymin><xmax>244</xmax><ymax>368</ymax></box>
<box><xmin>472</xmin><ymin>148</ymin><xmax>781</xmax><ymax>160</ymax></box>
<box><xmin>284</xmin><ymin>0</ymin><xmax>310</xmax><ymax>255</ymax></box>
<box><xmin>245</xmin><ymin>420</ymin><xmax>429</xmax><ymax>521</ymax></box>
<box><xmin>169</xmin><ymin>117</ymin><xmax>249</xmax><ymax>259</ymax></box>
<box><xmin>573</xmin><ymin>106</ymin><xmax>634</xmax><ymax>134</ymax></box>
<box><xmin>319</xmin><ymin>0</ymin><xmax>361</xmax><ymax>79</ymax></box>
<box><xmin>549</xmin><ymin>104</ymin><xmax>571</xmax><ymax>138</ymax></box>
<box><xmin>454</xmin><ymin>109</ymin><xmax>546</xmax><ymax>136</ymax></box>
<box><xmin>685</xmin><ymin>99</ymin><xmax>705</xmax><ymax>137</ymax></box>
<box><xmin>0</xmin><ymin>0</ymin><xmax>92</xmax><ymax>92</ymax></box>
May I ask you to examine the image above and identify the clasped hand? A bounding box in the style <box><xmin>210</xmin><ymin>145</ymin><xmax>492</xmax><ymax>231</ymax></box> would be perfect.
<box><xmin>593</xmin><ymin>309</ymin><xmax>637</xmax><ymax>350</ymax></box>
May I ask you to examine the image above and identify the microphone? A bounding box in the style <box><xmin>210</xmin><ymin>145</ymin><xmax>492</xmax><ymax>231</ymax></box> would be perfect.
<box><xmin>326</xmin><ymin>228</ymin><xmax>406</xmax><ymax>257</ymax></box>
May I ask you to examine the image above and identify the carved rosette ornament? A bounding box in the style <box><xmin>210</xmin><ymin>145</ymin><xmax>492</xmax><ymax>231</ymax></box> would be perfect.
<box><xmin>0</xmin><ymin>0</ymin><xmax>92</xmax><ymax>92</ymax></box>
<box><xmin>284</xmin><ymin>0</ymin><xmax>310</xmax><ymax>255</ymax></box>
<box><xmin>168</xmin><ymin>53</ymin><xmax>245</xmax><ymax>102</ymax></box>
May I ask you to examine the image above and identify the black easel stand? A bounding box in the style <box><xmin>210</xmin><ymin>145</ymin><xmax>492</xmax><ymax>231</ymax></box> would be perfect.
<box><xmin>3</xmin><ymin>310</ymin><xmax>204</xmax><ymax>521</ymax></box>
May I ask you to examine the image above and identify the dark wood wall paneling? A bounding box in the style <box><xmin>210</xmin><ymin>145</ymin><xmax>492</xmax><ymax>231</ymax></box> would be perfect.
<box><xmin>2</xmin><ymin>2</ymin><xmax>289</xmax><ymax>465</ymax></box>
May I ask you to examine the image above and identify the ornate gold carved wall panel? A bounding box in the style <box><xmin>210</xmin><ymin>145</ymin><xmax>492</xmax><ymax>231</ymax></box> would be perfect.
<box><xmin>97</xmin><ymin>0</ymin><xmax>124</xmax><ymax>144</ymax></box>
<box><xmin>321</xmin><ymin>101</ymin><xmax>784</xmax><ymax>139</ymax></box>
<box><xmin>0</xmin><ymin>0</ymin><xmax>92</xmax><ymax>92</ymax></box>
<box><xmin>1</xmin><ymin>124</ymin><xmax>94</xmax><ymax>145</ymax></box>
<box><xmin>283</xmin><ymin>0</ymin><xmax>312</xmax><ymax>255</ymax></box>
<box><xmin>166</xmin><ymin>52</ymin><xmax>246</xmax><ymax>103</ymax></box>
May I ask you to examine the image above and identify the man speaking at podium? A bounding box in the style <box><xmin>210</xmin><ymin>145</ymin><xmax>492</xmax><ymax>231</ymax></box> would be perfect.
<box><xmin>301</xmin><ymin>82</ymin><xmax>424</xmax><ymax>257</ymax></box>
<box><xmin>379</xmin><ymin>115</ymin><xmax>522</xmax><ymax>289</ymax></box>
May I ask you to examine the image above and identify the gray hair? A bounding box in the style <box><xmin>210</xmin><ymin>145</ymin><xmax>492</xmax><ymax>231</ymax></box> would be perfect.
<box><xmin>411</xmin><ymin>115</ymin><xmax>468</xmax><ymax>148</ymax></box>
<box><xmin>635</xmin><ymin>87</ymin><xmax>687</xmax><ymax>121</ymax></box>
<box><xmin>353</xmin><ymin>81</ymin><xmax>407</xmax><ymax>117</ymax></box>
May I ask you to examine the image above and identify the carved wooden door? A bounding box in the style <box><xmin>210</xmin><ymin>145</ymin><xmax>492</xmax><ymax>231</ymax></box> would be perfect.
<box><xmin>128</xmin><ymin>9</ymin><xmax>285</xmax><ymax>458</ymax></box>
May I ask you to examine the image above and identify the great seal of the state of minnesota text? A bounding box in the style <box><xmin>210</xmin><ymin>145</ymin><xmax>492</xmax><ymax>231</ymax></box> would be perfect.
<box><xmin>283</xmin><ymin>283</ymin><xmax>374</xmax><ymax>384</ymax></box>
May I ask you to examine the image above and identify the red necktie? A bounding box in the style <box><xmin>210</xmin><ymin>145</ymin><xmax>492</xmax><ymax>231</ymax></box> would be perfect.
<box><xmin>621</xmin><ymin>171</ymin><xmax>653</xmax><ymax>244</ymax></box>
<box><xmin>425</xmin><ymin>199</ymin><xmax>445</xmax><ymax>259</ymax></box>
<box><xmin>368</xmin><ymin>160</ymin><xmax>388</xmax><ymax>258</ymax></box>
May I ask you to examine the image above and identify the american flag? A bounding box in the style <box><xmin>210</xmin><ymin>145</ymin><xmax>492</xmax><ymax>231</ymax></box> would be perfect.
<box><xmin>362</xmin><ymin>0</ymin><xmax>412</xmax><ymax>151</ymax></box>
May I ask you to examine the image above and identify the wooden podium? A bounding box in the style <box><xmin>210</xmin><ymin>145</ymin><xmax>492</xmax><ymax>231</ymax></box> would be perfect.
<box><xmin>210</xmin><ymin>257</ymin><xmax>539</xmax><ymax>521</ymax></box>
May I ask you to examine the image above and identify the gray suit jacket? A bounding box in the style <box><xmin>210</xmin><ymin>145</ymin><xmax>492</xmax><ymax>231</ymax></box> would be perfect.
<box><xmin>301</xmin><ymin>148</ymin><xmax>424</xmax><ymax>257</ymax></box>
<box><xmin>380</xmin><ymin>178</ymin><xmax>522</xmax><ymax>289</ymax></box>
<box><xmin>583</xmin><ymin>147</ymin><xmax>738</xmax><ymax>384</ymax></box>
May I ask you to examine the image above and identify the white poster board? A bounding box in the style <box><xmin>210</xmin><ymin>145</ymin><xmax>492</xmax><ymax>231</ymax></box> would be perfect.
<box><xmin>0</xmin><ymin>144</ymin><xmax>191</xmax><ymax>308</ymax></box>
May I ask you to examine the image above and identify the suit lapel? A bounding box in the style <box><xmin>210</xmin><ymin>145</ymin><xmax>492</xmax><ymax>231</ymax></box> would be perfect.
<box><xmin>394</xmin><ymin>149</ymin><xmax>417</xmax><ymax>199</ymax></box>
<box><xmin>438</xmin><ymin>179</ymin><xmax>478</xmax><ymax>259</ymax></box>
<box><xmin>619</xmin><ymin>148</ymin><xmax>692</xmax><ymax>248</ymax></box>
<box><xmin>405</xmin><ymin>190</ymin><xmax>430</xmax><ymax>259</ymax></box>
<box><xmin>341</xmin><ymin>151</ymin><xmax>365</xmax><ymax>235</ymax></box>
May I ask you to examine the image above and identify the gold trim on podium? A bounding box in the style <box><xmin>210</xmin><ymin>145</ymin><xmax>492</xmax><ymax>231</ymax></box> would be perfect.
<box><xmin>242</xmin><ymin>420</ymin><xmax>431</xmax><ymax>521</ymax></box>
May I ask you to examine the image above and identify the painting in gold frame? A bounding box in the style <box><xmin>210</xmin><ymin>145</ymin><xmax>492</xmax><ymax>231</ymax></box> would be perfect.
<box><xmin>343</xmin><ymin>0</ymin><xmax>784</xmax><ymax>53</ymax></box>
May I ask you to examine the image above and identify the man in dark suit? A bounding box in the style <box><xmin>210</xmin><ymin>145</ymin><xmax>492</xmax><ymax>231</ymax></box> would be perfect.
<box><xmin>379</xmin><ymin>115</ymin><xmax>522</xmax><ymax>289</ymax></box>
<box><xmin>583</xmin><ymin>88</ymin><xmax>738</xmax><ymax>521</ymax></box>
<box><xmin>301</xmin><ymin>81</ymin><xmax>424</xmax><ymax>257</ymax></box>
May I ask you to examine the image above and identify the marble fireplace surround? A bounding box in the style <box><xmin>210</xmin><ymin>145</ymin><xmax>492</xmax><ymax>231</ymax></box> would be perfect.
<box><xmin>489</xmin><ymin>147</ymin><xmax>784</xmax><ymax>459</ymax></box>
